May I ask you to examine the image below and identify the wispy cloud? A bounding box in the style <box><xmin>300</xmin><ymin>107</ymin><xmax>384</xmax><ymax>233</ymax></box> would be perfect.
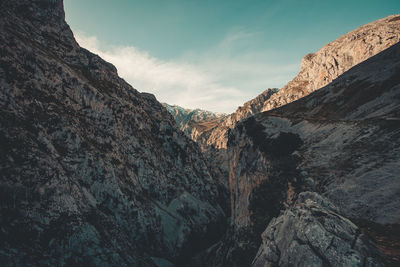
<box><xmin>74</xmin><ymin>30</ymin><xmax>299</xmax><ymax>113</ymax></box>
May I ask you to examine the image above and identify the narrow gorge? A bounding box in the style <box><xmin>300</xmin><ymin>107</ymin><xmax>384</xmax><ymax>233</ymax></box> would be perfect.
<box><xmin>0</xmin><ymin>1</ymin><xmax>399</xmax><ymax>266</ymax></box>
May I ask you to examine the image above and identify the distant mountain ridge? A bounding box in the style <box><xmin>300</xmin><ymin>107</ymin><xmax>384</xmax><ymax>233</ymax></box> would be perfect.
<box><xmin>162</xmin><ymin>103</ymin><xmax>227</xmax><ymax>141</ymax></box>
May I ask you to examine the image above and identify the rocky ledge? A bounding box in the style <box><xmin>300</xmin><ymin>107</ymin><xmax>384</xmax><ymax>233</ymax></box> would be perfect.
<box><xmin>253</xmin><ymin>192</ymin><xmax>383</xmax><ymax>267</ymax></box>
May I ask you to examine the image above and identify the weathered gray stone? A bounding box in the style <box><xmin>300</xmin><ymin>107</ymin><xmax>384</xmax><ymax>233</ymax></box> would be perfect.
<box><xmin>0</xmin><ymin>0</ymin><xmax>226</xmax><ymax>265</ymax></box>
<box><xmin>252</xmin><ymin>192</ymin><xmax>383</xmax><ymax>267</ymax></box>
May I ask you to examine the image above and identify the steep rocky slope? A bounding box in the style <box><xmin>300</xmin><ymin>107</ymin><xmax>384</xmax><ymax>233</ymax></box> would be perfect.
<box><xmin>223</xmin><ymin>42</ymin><xmax>400</xmax><ymax>266</ymax></box>
<box><xmin>196</xmin><ymin>15</ymin><xmax>400</xmax><ymax>150</ymax></box>
<box><xmin>162</xmin><ymin>103</ymin><xmax>226</xmax><ymax>142</ymax></box>
<box><xmin>0</xmin><ymin>0</ymin><xmax>225</xmax><ymax>266</ymax></box>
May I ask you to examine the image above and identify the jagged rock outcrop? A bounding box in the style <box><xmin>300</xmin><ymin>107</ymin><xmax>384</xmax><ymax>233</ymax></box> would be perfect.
<box><xmin>196</xmin><ymin>15</ymin><xmax>400</xmax><ymax>150</ymax></box>
<box><xmin>0</xmin><ymin>0</ymin><xmax>226</xmax><ymax>265</ymax></box>
<box><xmin>252</xmin><ymin>192</ymin><xmax>383</xmax><ymax>267</ymax></box>
<box><xmin>209</xmin><ymin>42</ymin><xmax>400</xmax><ymax>266</ymax></box>
<box><xmin>162</xmin><ymin>103</ymin><xmax>226</xmax><ymax>142</ymax></box>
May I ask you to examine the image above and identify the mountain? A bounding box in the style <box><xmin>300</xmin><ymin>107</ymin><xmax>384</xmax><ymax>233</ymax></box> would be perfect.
<box><xmin>1</xmin><ymin>0</ymin><xmax>399</xmax><ymax>266</ymax></box>
<box><xmin>162</xmin><ymin>103</ymin><xmax>227</xmax><ymax>142</ymax></box>
<box><xmin>212</xmin><ymin>42</ymin><xmax>400</xmax><ymax>266</ymax></box>
<box><xmin>194</xmin><ymin>15</ymin><xmax>400</xmax><ymax>150</ymax></box>
<box><xmin>0</xmin><ymin>0</ymin><xmax>226</xmax><ymax>265</ymax></box>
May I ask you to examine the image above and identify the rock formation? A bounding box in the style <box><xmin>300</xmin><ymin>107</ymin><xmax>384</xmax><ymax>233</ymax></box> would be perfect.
<box><xmin>252</xmin><ymin>192</ymin><xmax>384</xmax><ymax>266</ymax></box>
<box><xmin>165</xmin><ymin>89</ymin><xmax>281</xmax><ymax>215</ymax></box>
<box><xmin>0</xmin><ymin>0</ymin><xmax>226</xmax><ymax>265</ymax></box>
<box><xmin>221</xmin><ymin>42</ymin><xmax>400</xmax><ymax>266</ymax></box>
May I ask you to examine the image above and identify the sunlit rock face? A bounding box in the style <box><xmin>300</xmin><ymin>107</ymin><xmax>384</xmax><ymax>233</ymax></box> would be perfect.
<box><xmin>260</xmin><ymin>15</ymin><xmax>400</xmax><ymax>113</ymax></box>
<box><xmin>0</xmin><ymin>0</ymin><xmax>226</xmax><ymax>265</ymax></box>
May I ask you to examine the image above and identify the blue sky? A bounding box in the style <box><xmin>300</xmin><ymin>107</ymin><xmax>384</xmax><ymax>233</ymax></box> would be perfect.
<box><xmin>65</xmin><ymin>0</ymin><xmax>399</xmax><ymax>113</ymax></box>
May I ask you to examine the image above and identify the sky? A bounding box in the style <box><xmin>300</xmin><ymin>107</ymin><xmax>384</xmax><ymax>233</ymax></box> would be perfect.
<box><xmin>64</xmin><ymin>0</ymin><xmax>400</xmax><ymax>113</ymax></box>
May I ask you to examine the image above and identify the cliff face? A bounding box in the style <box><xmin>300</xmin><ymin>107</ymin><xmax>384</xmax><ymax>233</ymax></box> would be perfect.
<box><xmin>225</xmin><ymin>43</ymin><xmax>400</xmax><ymax>266</ymax></box>
<box><xmin>194</xmin><ymin>15</ymin><xmax>400</xmax><ymax>150</ymax></box>
<box><xmin>0</xmin><ymin>1</ymin><xmax>225</xmax><ymax>265</ymax></box>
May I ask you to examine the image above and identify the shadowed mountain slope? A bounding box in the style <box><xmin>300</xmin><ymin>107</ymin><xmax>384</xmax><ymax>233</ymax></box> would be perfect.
<box><xmin>0</xmin><ymin>0</ymin><xmax>226</xmax><ymax>265</ymax></box>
